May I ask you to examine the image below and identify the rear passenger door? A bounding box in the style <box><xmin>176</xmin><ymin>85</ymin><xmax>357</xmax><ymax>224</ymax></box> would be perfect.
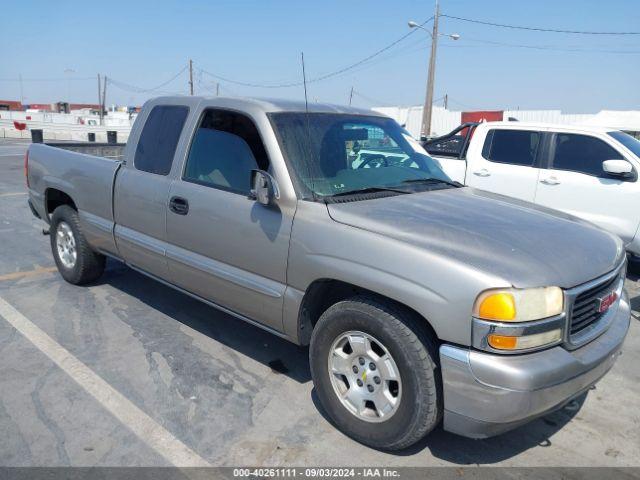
<box><xmin>534</xmin><ymin>132</ymin><xmax>640</xmax><ymax>244</ymax></box>
<box><xmin>114</xmin><ymin>104</ymin><xmax>189</xmax><ymax>279</ymax></box>
<box><xmin>466</xmin><ymin>128</ymin><xmax>543</xmax><ymax>202</ymax></box>
<box><xmin>165</xmin><ymin>108</ymin><xmax>293</xmax><ymax>331</ymax></box>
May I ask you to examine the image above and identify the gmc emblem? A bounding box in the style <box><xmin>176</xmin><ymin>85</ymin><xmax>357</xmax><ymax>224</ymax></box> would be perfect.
<box><xmin>597</xmin><ymin>291</ymin><xmax>618</xmax><ymax>313</ymax></box>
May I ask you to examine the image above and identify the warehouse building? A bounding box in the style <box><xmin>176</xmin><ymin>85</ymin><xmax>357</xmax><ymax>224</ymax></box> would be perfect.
<box><xmin>374</xmin><ymin>106</ymin><xmax>640</xmax><ymax>139</ymax></box>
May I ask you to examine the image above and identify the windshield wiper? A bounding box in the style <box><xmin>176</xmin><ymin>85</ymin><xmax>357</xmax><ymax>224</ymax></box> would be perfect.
<box><xmin>328</xmin><ymin>186</ymin><xmax>410</xmax><ymax>198</ymax></box>
<box><xmin>401</xmin><ymin>178</ymin><xmax>463</xmax><ymax>188</ymax></box>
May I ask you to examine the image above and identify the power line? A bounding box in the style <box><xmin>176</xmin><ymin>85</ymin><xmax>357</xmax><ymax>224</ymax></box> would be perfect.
<box><xmin>108</xmin><ymin>79</ymin><xmax>180</xmax><ymax>95</ymax></box>
<box><xmin>0</xmin><ymin>76</ymin><xmax>95</xmax><ymax>82</ymax></box>
<box><xmin>430</xmin><ymin>40</ymin><xmax>640</xmax><ymax>54</ymax></box>
<box><xmin>441</xmin><ymin>14</ymin><xmax>640</xmax><ymax>35</ymax></box>
<box><xmin>108</xmin><ymin>80</ymin><xmax>184</xmax><ymax>96</ymax></box>
<box><xmin>197</xmin><ymin>76</ymin><xmax>239</xmax><ymax>97</ymax></box>
<box><xmin>459</xmin><ymin>36</ymin><xmax>640</xmax><ymax>54</ymax></box>
<box><xmin>198</xmin><ymin>16</ymin><xmax>434</xmax><ymax>89</ymax></box>
<box><xmin>352</xmin><ymin>90</ymin><xmax>445</xmax><ymax>108</ymax></box>
<box><xmin>352</xmin><ymin>90</ymin><xmax>395</xmax><ymax>107</ymax></box>
<box><xmin>107</xmin><ymin>66</ymin><xmax>188</xmax><ymax>94</ymax></box>
<box><xmin>198</xmin><ymin>68</ymin><xmax>300</xmax><ymax>89</ymax></box>
<box><xmin>445</xmin><ymin>96</ymin><xmax>479</xmax><ymax>111</ymax></box>
<box><xmin>401</xmin><ymin>34</ymin><xmax>640</xmax><ymax>55</ymax></box>
<box><xmin>305</xmin><ymin>16</ymin><xmax>433</xmax><ymax>84</ymax></box>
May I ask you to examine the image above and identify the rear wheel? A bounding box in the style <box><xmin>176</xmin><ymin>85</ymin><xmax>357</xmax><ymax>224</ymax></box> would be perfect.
<box><xmin>50</xmin><ymin>205</ymin><xmax>105</xmax><ymax>285</ymax></box>
<box><xmin>310</xmin><ymin>296</ymin><xmax>442</xmax><ymax>450</ymax></box>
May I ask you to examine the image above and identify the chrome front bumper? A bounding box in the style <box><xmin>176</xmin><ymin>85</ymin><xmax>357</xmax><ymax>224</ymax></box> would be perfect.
<box><xmin>440</xmin><ymin>291</ymin><xmax>630</xmax><ymax>439</ymax></box>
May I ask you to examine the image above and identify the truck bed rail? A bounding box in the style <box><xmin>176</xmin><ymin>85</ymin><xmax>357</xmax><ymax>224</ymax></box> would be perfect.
<box><xmin>45</xmin><ymin>142</ymin><xmax>126</xmax><ymax>160</ymax></box>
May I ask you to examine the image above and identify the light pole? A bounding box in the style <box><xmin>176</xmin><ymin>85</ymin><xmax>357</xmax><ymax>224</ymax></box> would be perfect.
<box><xmin>64</xmin><ymin>68</ymin><xmax>75</xmax><ymax>108</ymax></box>
<box><xmin>409</xmin><ymin>2</ymin><xmax>459</xmax><ymax>139</ymax></box>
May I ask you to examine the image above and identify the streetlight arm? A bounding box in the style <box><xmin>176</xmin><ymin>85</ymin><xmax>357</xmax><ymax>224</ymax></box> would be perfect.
<box><xmin>408</xmin><ymin>21</ymin><xmax>459</xmax><ymax>40</ymax></box>
<box><xmin>408</xmin><ymin>21</ymin><xmax>433</xmax><ymax>38</ymax></box>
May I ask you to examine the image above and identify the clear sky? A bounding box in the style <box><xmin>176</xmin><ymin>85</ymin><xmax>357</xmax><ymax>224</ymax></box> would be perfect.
<box><xmin>1</xmin><ymin>0</ymin><xmax>639</xmax><ymax>112</ymax></box>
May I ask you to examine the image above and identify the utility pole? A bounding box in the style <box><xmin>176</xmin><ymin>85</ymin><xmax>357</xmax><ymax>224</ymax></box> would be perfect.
<box><xmin>102</xmin><ymin>76</ymin><xmax>107</xmax><ymax>118</ymax></box>
<box><xmin>19</xmin><ymin>74</ymin><xmax>24</xmax><ymax>106</ymax></box>
<box><xmin>349</xmin><ymin>86</ymin><xmax>354</xmax><ymax>106</ymax></box>
<box><xmin>421</xmin><ymin>0</ymin><xmax>439</xmax><ymax>139</ymax></box>
<box><xmin>216</xmin><ymin>82</ymin><xmax>220</xmax><ymax>96</ymax></box>
<box><xmin>189</xmin><ymin>59</ymin><xmax>194</xmax><ymax>95</ymax></box>
<box><xmin>444</xmin><ymin>93</ymin><xmax>448</xmax><ymax>109</ymax></box>
<box><xmin>63</xmin><ymin>68</ymin><xmax>75</xmax><ymax>108</ymax></box>
<box><xmin>410</xmin><ymin>8</ymin><xmax>458</xmax><ymax>136</ymax></box>
<box><xmin>97</xmin><ymin>74</ymin><xmax>103</xmax><ymax>125</ymax></box>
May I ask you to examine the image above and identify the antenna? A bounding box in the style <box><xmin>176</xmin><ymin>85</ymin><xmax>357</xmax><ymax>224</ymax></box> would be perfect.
<box><xmin>301</xmin><ymin>52</ymin><xmax>309</xmax><ymax>114</ymax></box>
<box><xmin>300</xmin><ymin>52</ymin><xmax>317</xmax><ymax>201</ymax></box>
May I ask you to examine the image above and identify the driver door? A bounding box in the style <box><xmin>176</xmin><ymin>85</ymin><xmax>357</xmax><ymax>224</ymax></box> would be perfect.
<box><xmin>165</xmin><ymin>108</ymin><xmax>294</xmax><ymax>331</ymax></box>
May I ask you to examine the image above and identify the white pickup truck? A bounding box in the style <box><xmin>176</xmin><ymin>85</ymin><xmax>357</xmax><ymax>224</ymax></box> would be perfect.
<box><xmin>423</xmin><ymin>122</ymin><xmax>640</xmax><ymax>256</ymax></box>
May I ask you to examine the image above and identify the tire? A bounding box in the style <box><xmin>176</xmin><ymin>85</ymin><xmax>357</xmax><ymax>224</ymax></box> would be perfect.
<box><xmin>627</xmin><ymin>252</ymin><xmax>640</xmax><ymax>275</ymax></box>
<box><xmin>50</xmin><ymin>205</ymin><xmax>105</xmax><ymax>285</ymax></box>
<box><xmin>310</xmin><ymin>296</ymin><xmax>442</xmax><ymax>451</ymax></box>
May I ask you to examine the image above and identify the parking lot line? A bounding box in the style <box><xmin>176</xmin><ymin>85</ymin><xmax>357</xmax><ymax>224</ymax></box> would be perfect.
<box><xmin>0</xmin><ymin>296</ymin><xmax>211</xmax><ymax>467</ymax></box>
<box><xmin>0</xmin><ymin>192</ymin><xmax>27</xmax><ymax>197</ymax></box>
<box><xmin>0</xmin><ymin>267</ymin><xmax>58</xmax><ymax>282</ymax></box>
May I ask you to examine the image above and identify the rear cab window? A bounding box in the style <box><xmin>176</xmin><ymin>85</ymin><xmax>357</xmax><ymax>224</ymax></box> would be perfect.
<box><xmin>134</xmin><ymin>105</ymin><xmax>189</xmax><ymax>175</ymax></box>
<box><xmin>481</xmin><ymin>129</ymin><xmax>541</xmax><ymax>167</ymax></box>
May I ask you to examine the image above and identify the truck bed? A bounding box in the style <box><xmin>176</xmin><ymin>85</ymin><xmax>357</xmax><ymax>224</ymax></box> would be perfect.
<box><xmin>27</xmin><ymin>142</ymin><xmax>123</xmax><ymax>255</ymax></box>
<box><xmin>45</xmin><ymin>142</ymin><xmax>126</xmax><ymax>160</ymax></box>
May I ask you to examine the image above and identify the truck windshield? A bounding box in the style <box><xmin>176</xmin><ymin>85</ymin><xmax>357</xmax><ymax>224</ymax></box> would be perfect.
<box><xmin>269</xmin><ymin>112</ymin><xmax>454</xmax><ymax>200</ymax></box>
<box><xmin>608</xmin><ymin>131</ymin><xmax>640</xmax><ymax>158</ymax></box>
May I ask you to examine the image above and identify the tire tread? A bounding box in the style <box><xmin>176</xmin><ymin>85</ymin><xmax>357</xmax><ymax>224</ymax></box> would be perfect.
<box><xmin>311</xmin><ymin>295</ymin><xmax>442</xmax><ymax>451</ymax></box>
<box><xmin>50</xmin><ymin>205</ymin><xmax>105</xmax><ymax>285</ymax></box>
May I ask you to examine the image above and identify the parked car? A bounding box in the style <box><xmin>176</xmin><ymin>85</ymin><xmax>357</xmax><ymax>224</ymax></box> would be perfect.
<box><xmin>424</xmin><ymin>122</ymin><xmax>640</xmax><ymax>257</ymax></box>
<box><xmin>26</xmin><ymin>97</ymin><xmax>630</xmax><ymax>450</ymax></box>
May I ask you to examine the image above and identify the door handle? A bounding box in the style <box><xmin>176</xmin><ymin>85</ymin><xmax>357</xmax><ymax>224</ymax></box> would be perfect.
<box><xmin>472</xmin><ymin>168</ymin><xmax>491</xmax><ymax>177</ymax></box>
<box><xmin>169</xmin><ymin>196</ymin><xmax>189</xmax><ymax>215</ymax></box>
<box><xmin>540</xmin><ymin>176</ymin><xmax>560</xmax><ymax>185</ymax></box>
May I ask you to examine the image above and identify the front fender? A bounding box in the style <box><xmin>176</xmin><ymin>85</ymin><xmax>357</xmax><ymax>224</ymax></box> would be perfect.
<box><xmin>285</xmin><ymin>201</ymin><xmax>506</xmax><ymax>345</ymax></box>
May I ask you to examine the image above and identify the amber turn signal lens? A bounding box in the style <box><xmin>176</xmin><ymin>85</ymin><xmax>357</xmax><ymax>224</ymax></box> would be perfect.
<box><xmin>478</xmin><ymin>293</ymin><xmax>516</xmax><ymax>321</ymax></box>
<box><xmin>487</xmin><ymin>334</ymin><xmax>518</xmax><ymax>350</ymax></box>
<box><xmin>488</xmin><ymin>329</ymin><xmax>562</xmax><ymax>351</ymax></box>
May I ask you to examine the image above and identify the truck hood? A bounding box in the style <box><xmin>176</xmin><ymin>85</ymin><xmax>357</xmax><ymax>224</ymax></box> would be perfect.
<box><xmin>326</xmin><ymin>188</ymin><xmax>623</xmax><ymax>289</ymax></box>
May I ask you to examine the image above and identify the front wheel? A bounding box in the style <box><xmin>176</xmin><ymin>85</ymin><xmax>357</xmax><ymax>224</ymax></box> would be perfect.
<box><xmin>309</xmin><ymin>296</ymin><xmax>442</xmax><ymax>450</ymax></box>
<box><xmin>50</xmin><ymin>205</ymin><xmax>105</xmax><ymax>285</ymax></box>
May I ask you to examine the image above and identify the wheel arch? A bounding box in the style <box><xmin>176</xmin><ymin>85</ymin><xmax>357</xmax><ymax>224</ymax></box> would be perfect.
<box><xmin>45</xmin><ymin>187</ymin><xmax>77</xmax><ymax>219</ymax></box>
<box><xmin>296</xmin><ymin>278</ymin><xmax>440</xmax><ymax>346</ymax></box>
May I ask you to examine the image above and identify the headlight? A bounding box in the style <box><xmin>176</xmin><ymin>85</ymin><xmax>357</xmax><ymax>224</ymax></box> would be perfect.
<box><xmin>473</xmin><ymin>287</ymin><xmax>564</xmax><ymax>322</ymax></box>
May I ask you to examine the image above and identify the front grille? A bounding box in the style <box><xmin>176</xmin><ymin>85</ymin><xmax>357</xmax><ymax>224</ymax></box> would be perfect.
<box><xmin>570</xmin><ymin>273</ymin><xmax>620</xmax><ymax>336</ymax></box>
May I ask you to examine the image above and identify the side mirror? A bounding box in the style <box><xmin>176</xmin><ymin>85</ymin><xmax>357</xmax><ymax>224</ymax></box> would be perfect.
<box><xmin>602</xmin><ymin>159</ymin><xmax>633</xmax><ymax>177</ymax></box>
<box><xmin>250</xmin><ymin>169</ymin><xmax>279</xmax><ymax>206</ymax></box>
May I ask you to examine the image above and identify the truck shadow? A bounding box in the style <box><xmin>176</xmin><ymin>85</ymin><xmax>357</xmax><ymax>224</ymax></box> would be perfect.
<box><xmin>100</xmin><ymin>260</ymin><xmax>312</xmax><ymax>384</ymax></box>
<box><xmin>407</xmin><ymin>393</ymin><xmax>586</xmax><ymax>463</ymax></box>
<box><xmin>311</xmin><ymin>388</ymin><xmax>587</xmax><ymax>463</ymax></box>
<box><xmin>100</xmin><ymin>260</ymin><xmax>595</xmax><ymax>462</ymax></box>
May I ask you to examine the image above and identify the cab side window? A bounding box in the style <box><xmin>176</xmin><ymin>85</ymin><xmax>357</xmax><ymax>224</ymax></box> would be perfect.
<box><xmin>481</xmin><ymin>129</ymin><xmax>541</xmax><ymax>167</ymax></box>
<box><xmin>134</xmin><ymin>105</ymin><xmax>189</xmax><ymax>175</ymax></box>
<box><xmin>183</xmin><ymin>110</ymin><xmax>269</xmax><ymax>194</ymax></box>
<box><xmin>552</xmin><ymin>133</ymin><xmax>623</xmax><ymax>177</ymax></box>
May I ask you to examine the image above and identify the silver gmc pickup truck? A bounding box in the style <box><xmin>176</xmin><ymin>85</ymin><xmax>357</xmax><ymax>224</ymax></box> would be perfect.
<box><xmin>26</xmin><ymin>96</ymin><xmax>630</xmax><ymax>450</ymax></box>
